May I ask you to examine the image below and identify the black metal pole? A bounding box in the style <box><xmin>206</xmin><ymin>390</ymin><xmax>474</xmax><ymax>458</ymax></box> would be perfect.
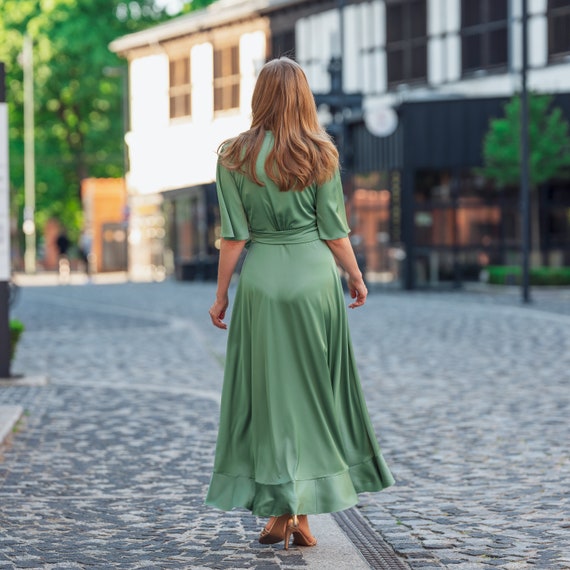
<box><xmin>337</xmin><ymin>0</ymin><xmax>346</xmax><ymax>173</ymax></box>
<box><xmin>520</xmin><ymin>0</ymin><xmax>531</xmax><ymax>303</ymax></box>
<box><xmin>0</xmin><ymin>62</ymin><xmax>12</xmax><ymax>378</ymax></box>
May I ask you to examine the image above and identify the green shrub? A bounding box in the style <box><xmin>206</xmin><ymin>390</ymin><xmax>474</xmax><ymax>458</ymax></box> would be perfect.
<box><xmin>486</xmin><ymin>266</ymin><xmax>570</xmax><ymax>286</ymax></box>
<box><xmin>9</xmin><ymin>319</ymin><xmax>25</xmax><ymax>361</ymax></box>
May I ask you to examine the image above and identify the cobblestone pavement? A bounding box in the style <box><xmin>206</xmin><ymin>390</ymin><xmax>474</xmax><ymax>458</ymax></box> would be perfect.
<box><xmin>1</xmin><ymin>280</ymin><xmax>569</xmax><ymax>569</ymax></box>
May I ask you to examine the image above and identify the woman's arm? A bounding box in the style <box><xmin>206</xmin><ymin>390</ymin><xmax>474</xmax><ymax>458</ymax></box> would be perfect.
<box><xmin>209</xmin><ymin>238</ymin><xmax>247</xmax><ymax>329</ymax></box>
<box><xmin>324</xmin><ymin>237</ymin><xmax>367</xmax><ymax>309</ymax></box>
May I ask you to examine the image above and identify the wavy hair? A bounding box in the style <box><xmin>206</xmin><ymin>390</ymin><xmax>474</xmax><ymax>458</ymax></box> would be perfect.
<box><xmin>218</xmin><ymin>57</ymin><xmax>339</xmax><ymax>191</ymax></box>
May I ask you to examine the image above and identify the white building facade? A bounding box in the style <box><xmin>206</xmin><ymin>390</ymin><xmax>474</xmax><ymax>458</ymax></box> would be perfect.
<box><xmin>111</xmin><ymin>0</ymin><xmax>570</xmax><ymax>285</ymax></box>
<box><xmin>111</xmin><ymin>0</ymin><xmax>269</xmax><ymax>279</ymax></box>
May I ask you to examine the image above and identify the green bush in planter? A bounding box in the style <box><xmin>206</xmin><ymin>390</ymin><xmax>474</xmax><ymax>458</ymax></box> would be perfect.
<box><xmin>9</xmin><ymin>319</ymin><xmax>25</xmax><ymax>361</ymax></box>
<box><xmin>487</xmin><ymin>266</ymin><xmax>570</xmax><ymax>286</ymax></box>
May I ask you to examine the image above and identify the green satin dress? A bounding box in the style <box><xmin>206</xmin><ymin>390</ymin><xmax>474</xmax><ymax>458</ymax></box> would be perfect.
<box><xmin>205</xmin><ymin>131</ymin><xmax>394</xmax><ymax>516</ymax></box>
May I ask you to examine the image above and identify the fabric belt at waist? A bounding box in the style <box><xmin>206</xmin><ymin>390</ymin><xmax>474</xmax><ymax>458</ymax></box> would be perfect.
<box><xmin>250</xmin><ymin>224</ymin><xmax>320</xmax><ymax>245</ymax></box>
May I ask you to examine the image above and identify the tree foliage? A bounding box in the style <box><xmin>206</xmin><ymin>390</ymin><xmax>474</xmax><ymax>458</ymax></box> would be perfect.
<box><xmin>481</xmin><ymin>93</ymin><xmax>570</xmax><ymax>189</ymax></box>
<box><xmin>181</xmin><ymin>0</ymin><xmax>216</xmax><ymax>14</ymax></box>
<box><xmin>0</xmin><ymin>0</ymin><xmax>170</xmax><ymax>242</ymax></box>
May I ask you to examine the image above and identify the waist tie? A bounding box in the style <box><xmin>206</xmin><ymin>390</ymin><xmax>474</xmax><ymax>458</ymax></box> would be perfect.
<box><xmin>250</xmin><ymin>224</ymin><xmax>320</xmax><ymax>245</ymax></box>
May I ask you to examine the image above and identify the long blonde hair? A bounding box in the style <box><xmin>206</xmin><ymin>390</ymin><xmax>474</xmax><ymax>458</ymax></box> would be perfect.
<box><xmin>218</xmin><ymin>57</ymin><xmax>339</xmax><ymax>191</ymax></box>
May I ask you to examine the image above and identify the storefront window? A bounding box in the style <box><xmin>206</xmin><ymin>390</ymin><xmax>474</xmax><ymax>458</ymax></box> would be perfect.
<box><xmin>349</xmin><ymin>171</ymin><xmax>401</xmax><ymax>284</ymax></box>
<box><xmin>413</xmin><ymin>169</ymin><xmax>522</xmax><ymax>283</ymax></box>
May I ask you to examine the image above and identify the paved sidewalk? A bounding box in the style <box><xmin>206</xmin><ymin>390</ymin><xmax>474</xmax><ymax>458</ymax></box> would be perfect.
<box><xmin>0</xmin><ymin>281</ymin><xmax>387</xmax><ymax>569</ymax></box>
<box><xmin>1</xmin><ymin>280</ymin><xmax>569</xmax><ymax>569</ymax></box>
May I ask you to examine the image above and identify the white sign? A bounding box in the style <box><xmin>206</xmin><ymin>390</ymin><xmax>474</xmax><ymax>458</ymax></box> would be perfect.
<box><xmin>0</xmin><ymin>103</ymin><xmax>11</xmax><ymax>281</ymax></box>
<box><xmin>364</xmin><ymin>104</ymin><xmax>399</xmax><ymax>138</ymax></box>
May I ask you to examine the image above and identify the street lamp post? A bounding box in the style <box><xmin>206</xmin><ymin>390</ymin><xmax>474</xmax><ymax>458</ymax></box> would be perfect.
<box><xmin>520</xmin><ymin>0</ymin><xmax>531</xmax><ymax>303</ymax></box>
<box><xmin>23</xmin><ymin>33</ymin><xmax>36</xmax><ymax>274</ymax></box>
<box><xmin>0</xmin><ymin>62</ymin><xmax>12</xmax><ymax>378</ymax></box>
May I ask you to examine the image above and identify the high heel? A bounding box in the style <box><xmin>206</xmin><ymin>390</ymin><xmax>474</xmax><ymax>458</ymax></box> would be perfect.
<box><xmin>283</xmin><ymin>515</ymin><xmax>296</xmax><ymax>551</ymax></box>
<box><xmin>260</xmin><ymin>514</ymin><xmax>317</xmax><ymax>550</ymax></box>
<box><xmin>259</xmin><ymin>514</ymin><xmax>291</xmax><ymax>545</ymax></box>
<box><xmin>291</xmin><ymin>514</ymin><xmax>317</xmax><ymax>547</ymax></box>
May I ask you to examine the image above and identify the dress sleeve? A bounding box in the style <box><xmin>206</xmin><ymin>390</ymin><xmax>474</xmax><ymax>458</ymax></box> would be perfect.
<box><xmin>216</xmin><ymin>160</ymin><xmax>250</xmax><ymax>240</ymax></box>
<box><xmin>316</xmin><ymin>169</ymin><xmax>351</xmax><ymax>240</ymax></box>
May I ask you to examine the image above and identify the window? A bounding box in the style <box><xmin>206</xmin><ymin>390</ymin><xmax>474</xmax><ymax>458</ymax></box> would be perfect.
<box><xmin>169</xmin><ymin>55</ymin><xmax>191</xmax><ymax>119</ymax></box>
<box><xmin>386</xmin><ymin>0</ymin><xmax>427</xmax><ymax>86</ymax></box>
<box><xmin>214</xmin><ymin>44</ymin><xmax>240</xmax><ymax>112</ymax></box>
<box><xmin>271</xmin><ymin>30</ymin><xmax>296</xmax><ymax>60</ymax></box>
<box><xmin>548</xmin><ymin>0</ymin><xmax>570</xmax><ymax>60</ymax></box>
<box><xmin>461</xmin><ymin>0</ymin><xmax>508</xmax><ymax>74</ymax></box>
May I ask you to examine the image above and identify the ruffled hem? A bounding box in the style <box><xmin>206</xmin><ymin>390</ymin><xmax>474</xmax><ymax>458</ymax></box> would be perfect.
<box><xmin>205</xmin><ymin>453</ymin><xmax>395</xmax><ymax>517</ymax></box>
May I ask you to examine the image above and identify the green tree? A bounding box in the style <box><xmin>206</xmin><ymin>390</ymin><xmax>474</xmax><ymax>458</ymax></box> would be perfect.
<box><xmin>0</xmin><ymin>0</ymin><xmax>170</xmax><ymax>250</ymax></box>
<box><xmin>480</xmin><ymin>93</ymin><xmax>570</xmax><ymax>260</ymax></box>
<box><xmin>181</xmin><ymin>0</ymin><xmax>216</xmax><ymax>14</ymax></box>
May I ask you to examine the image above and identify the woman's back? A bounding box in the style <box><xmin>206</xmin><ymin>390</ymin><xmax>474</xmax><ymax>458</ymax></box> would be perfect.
<box><xmin>217</xmin><ymin>131</ymin><xmax>350</xmax><ymax>242</ymax></box>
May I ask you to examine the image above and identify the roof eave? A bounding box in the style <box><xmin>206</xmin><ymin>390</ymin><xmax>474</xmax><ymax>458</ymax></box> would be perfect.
<box><xmin>109</xmin><ymin>0</ymin><xmax>307</xmax><ymax>55</ymax></box>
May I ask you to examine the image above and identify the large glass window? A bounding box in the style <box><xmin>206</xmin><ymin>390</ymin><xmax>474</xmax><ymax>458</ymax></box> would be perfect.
<box><xmin>386</xmin><ymin>0</ymin><xmax>427</xmax><ymax>86</ymax></box>
<box><xmin>414</xmin><ymin>170</ymin><xmax>513</xmax><ymax>248</ymax></box>
<box><xmin>169</xmin><ymin>55</ymin><xmax>191</xmax><ymax>119</ymax></box>
<box><xmin>461</xmin><ymin>0</ymin><xmax>508</xmax><ymax>75</ymax></box>
<box><xmin>548</xmin><ymin>0</ymin><xmax>570</xmax><ymax>61</ymax></box>
<box><xmin>214</xmin><ymin>44</ymin><xmax>240</xmax><ymax>112</ymax></box>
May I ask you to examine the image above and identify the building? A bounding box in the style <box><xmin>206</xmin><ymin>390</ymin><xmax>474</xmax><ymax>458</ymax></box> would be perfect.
<box><xmin>110</xmin><ymin>0</ymin><xmax>270</xmax><ymax>280</ymax></box>
<box><xmin>110</xmin><ymin>0</ymin><xmax>570</xmax><ymax>287</ymax></box>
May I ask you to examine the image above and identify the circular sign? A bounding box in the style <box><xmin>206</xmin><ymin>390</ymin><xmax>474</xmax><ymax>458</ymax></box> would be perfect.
<box><xmin>364</xmin><ymin>104</ymin><xmax>398</xmax><ymax>138</ymax></box>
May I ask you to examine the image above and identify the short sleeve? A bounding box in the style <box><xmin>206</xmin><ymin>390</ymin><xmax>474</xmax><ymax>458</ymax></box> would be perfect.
<box><xmin>216</xmin><ymin>160</ymin><xmax>250</xmax><ymax>240</ymax></box>
<box><xmin>316</xmin><ymin>169</ymin><xmax>350</xmax><ymax>240</ymax></box>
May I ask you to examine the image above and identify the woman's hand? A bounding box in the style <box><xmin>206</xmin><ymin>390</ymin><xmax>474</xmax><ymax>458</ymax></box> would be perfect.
<box><xmin>209</xmin><ymin>296</ymin><xmax>229</xmax><ymax>329</ymax></box>
<box><xmin>347</xmin><ymin>275</ymin><xmax>367</xmax><ymax>309</ymax></box>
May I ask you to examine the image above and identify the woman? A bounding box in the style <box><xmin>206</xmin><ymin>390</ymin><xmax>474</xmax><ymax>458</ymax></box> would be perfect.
<box><xmin>206</xmin><ymin>57</ymin><xmax>394</xmax><ymax>549</ymax></box>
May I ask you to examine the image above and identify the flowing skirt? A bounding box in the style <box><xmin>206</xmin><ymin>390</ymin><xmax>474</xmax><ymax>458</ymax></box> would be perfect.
<box><xmin>205</xmin><ymin>239</ymin><xmax>394</xmax><ymax>516</ymax></box>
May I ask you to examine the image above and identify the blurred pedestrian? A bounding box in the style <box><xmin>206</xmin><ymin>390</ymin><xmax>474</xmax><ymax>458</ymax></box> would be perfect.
<box><xmin>206</xmin><ymin>57</ymin><xmax>394</xmax><ymax>549</ymax></box>
<box><xmin>55</xmin><ymin>229</ymin><xmax>71</xmax><ymax>282</ymax></box>
<box><xmin>79</xmin><ymin>229</ymin><xmax>93</xmax><ymax>280</ymax></box>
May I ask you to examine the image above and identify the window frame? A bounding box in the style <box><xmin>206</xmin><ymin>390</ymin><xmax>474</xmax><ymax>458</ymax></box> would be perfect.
<box><xmin>460</xmin><ymin>0</ymin><xmax>509</xmax><ymax>77</ymax></box>
<box><xmin>385</xmin><ymin>0</ymin><xmax>428</xmax><ymax>88</ymax></box>
<box><xmin>169</xmin><ymin>54</ymin><xmax>192</xmax><ymax>121</ymax></box>
<box><xmin>213</xmin><ymin>43</ymin><xmax>241</xmax><ymax>114</ymax></box>
<box><xmin>548</xmin><ymin>0</ymin><xmax>570</xmax><ymax>62</ymax></box>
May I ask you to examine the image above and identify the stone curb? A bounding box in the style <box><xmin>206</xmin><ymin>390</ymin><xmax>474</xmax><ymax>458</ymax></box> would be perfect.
<box><xmin>0</xmin><ymin>375</ymin><xmax>49</xmax><ymax>387</ymax></box>
<box><xmin>0</xmin><ymin>406</ymin><xmax>24</xmax><ymax>445</ymax></box>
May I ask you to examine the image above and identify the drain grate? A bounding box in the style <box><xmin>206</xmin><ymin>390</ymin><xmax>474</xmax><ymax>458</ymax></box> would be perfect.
<box><xmin>333</xmin><ymin>508</ymin><xmax>411</xmax><ymax>570</ymax></box>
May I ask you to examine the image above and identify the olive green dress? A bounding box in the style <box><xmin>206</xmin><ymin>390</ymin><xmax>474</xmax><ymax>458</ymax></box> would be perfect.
<box><xmin>205</xmin><ymin>131</ymin><xmax>394</xmax><ymax>516</ymax></box>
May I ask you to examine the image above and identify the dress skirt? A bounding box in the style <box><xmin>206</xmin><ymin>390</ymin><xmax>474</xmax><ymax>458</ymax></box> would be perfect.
<box><xmin>205</xmin><ymin>234</ymin><xmax>395</xmax><ymax>517</ymax></box>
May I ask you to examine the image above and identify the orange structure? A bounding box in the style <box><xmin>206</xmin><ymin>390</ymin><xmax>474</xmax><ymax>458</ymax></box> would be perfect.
<box><xmin>81</xmin><ymin>178</ymin><xmax>127</xmax><ymax>273</ymax></box>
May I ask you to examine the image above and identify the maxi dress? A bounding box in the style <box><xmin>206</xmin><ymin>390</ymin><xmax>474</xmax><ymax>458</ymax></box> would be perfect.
<box><xmin>205</xmin><ymin>131</ymin><xmax>394</xmax><ymax>517</ymax></box>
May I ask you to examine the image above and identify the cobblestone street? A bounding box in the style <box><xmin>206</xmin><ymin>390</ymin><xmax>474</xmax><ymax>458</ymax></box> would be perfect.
<box><xmin>1</xmin><ymin>279</ymin><xmax>569</xmax><ymax>569</ymax></box>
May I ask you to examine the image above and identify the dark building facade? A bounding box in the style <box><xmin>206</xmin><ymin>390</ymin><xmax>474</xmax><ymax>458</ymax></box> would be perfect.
<box><xmin>349</xmin><ymin>94</ymin><xmax>570</xmax><ymax>288</ymax></box>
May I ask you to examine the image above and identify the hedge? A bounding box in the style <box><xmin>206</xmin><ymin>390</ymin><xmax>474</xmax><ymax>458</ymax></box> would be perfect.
<box><xmin>9</xmin><ymin>319</ymin><xmax>25</xmax><ymax>361</ymax></box>
<box><xmin>486</xmin><ymin>266</ymin><xmax>570</xmax><ymax>286</ymax></box>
